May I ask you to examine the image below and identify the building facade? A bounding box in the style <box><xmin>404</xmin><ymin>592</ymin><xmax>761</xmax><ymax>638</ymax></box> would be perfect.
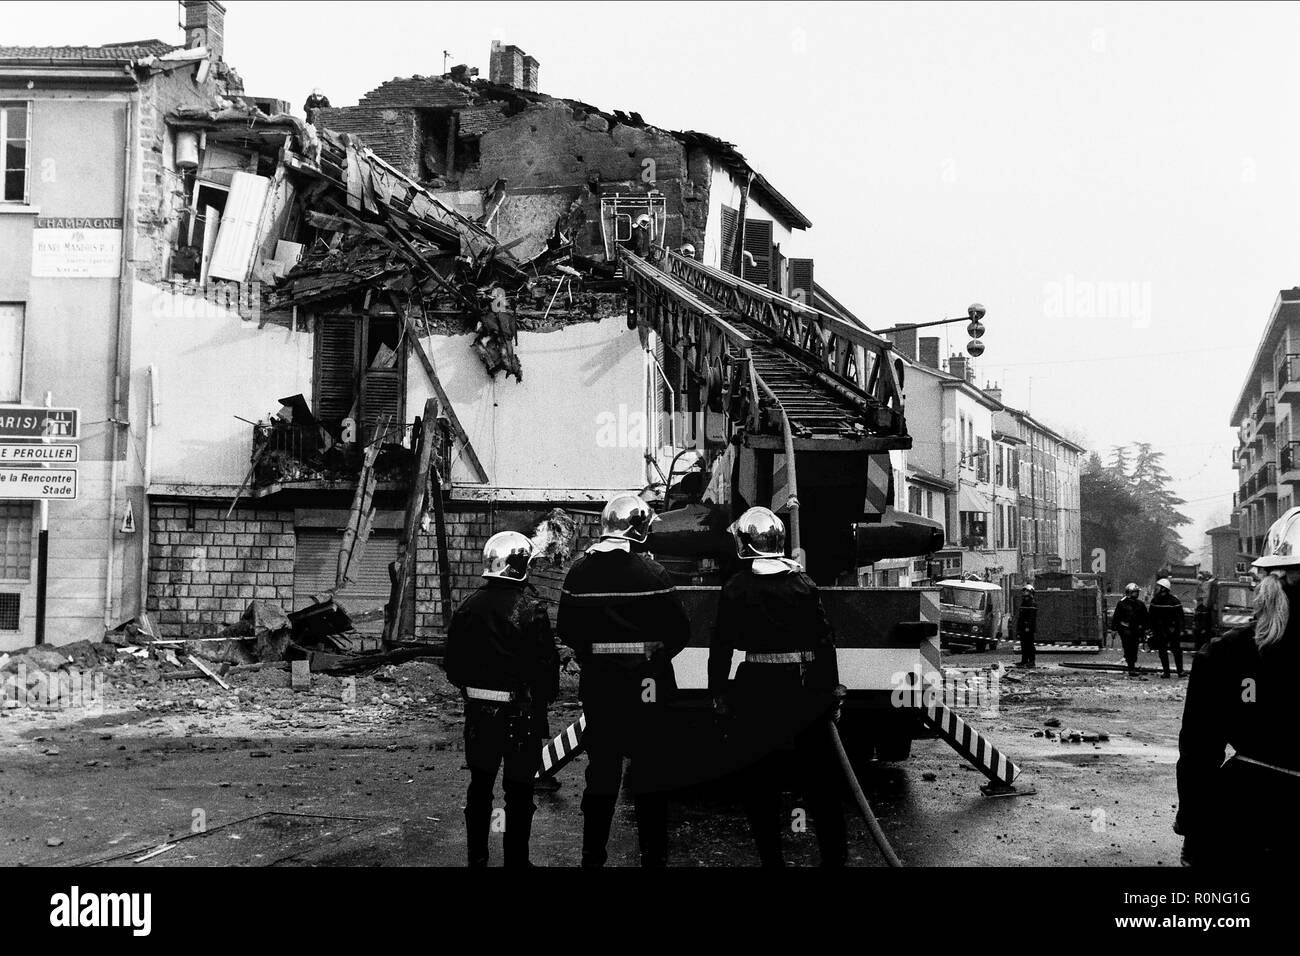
<box><xmin>1229</xmin><ymin>288</ymin><xmax>1300</xmax><ymax>561</ymax></box>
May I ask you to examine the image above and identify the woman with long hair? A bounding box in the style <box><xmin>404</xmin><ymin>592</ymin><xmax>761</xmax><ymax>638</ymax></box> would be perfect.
<box><xmin>1174</xmin><ymin>508</ymin><xmax>1300</xmax><ymax>865</ymax></box>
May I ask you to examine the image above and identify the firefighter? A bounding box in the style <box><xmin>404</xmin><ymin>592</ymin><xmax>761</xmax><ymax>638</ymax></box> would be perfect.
<box><xmin>303</xmin><ymin>88</ymin><xmax>331</xmax><ymax>125</ymax></box>
<box><xmin>443</xmin><ymin>531</ymin><xmax>559</xmax><ymax>868</ymax></box>
<box><xmin>557</xmin><ymin>494</ymin><xmax>691</xmax><ymax>867</ymax></box>
<box><xmin>1175</xmin><ymin>507</ymin><xmax>1300</xmax><ymax>865</ymax></box>
<box><xmin>710</xmin><ymin>507</ymin><xmax>847</xmax><ymax>867</ymax></box>
<box><xmin>1112</xmin><ymin>582</ymin><xmax>1148</xmax><ymax>675</ymax></box>
<box><xmin>1016</xmin><ymin>583</ymin><xmax>1038</xmax><ymax>667</ymax></box>
<box><xmin>1147</xmin><ymin>577</ymin><xmax>1186</xmax><ymax>677</ymax></box>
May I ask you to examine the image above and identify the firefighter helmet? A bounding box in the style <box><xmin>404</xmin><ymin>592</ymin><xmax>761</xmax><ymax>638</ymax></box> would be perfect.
<box><xmin>730</xmin><ymin>506</ymin><xmax>786</xmax><ymax>559</ymax></box>
<box><xmin>1253</xmin><ymin>506</ymin><xmax>1300</xmax><ymax>569</ymax></box>
<box><xmin>1125</xmin><ymin>582</ymin><xmax>1140</xmax><ymax>595</ymax></box>
<box><xmin>1155</xmin><ymin>577</ymin><xmax>1172</xmax><ymax>591</ymax></box>
<box><xmin>598</xmin><ymin>495</ymin><xmax>656</xmax><ymax>543</ymax></box>
<box><xmin>1022</xmin><ymin>583</ymin><xmax>1035</xmax><ymax>592</ymax></box>
<box><xmin>482</xmin><ymin>531</ymin><xmax>534</xmax><ymax>581</ymax></box>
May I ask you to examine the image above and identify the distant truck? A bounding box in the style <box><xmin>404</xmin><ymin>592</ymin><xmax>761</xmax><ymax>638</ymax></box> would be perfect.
<box><xmin>1014</xmin><ymin>583</ymin><xmax>1106</xmax><ymax>648</ymax></box>
<box><xmin>937</xmin><ymin>579</ymin><xmax>1006</xmax><ymax>652</ymax></box>
<box><xmin>1162</xmin><ymin>563</ymin><xmax>1209</xmax><ymax>651</ymax></box>
<box><xmin>1201</xmin><ymin>578</ymin><xmax>1254</xmax><ymax>644</ymax></box>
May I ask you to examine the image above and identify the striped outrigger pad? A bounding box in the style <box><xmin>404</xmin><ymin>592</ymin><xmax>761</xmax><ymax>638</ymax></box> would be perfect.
<box><xmin>921</xmin><ymin>697</ymin><xmax>1021</xmax><ymax>786</ymax></box>
<box><xmin>537</xmin><ymin>714</ymin><xmax>587</xmax><ymax>779</ymax></box>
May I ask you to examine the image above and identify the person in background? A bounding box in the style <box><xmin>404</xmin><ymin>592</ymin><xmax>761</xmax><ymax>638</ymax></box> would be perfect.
<box><xmin>1147</xmin><ymin>577</ymin><xmax>1186</xmax><ymax>678</ymax></box>
<box><xmin>1016</xmin><ymin>583</ymin><xmax>1038</xmax><ymax>668</ymax></box>
<box><xmin>443</xmin><ymin>532</ymin><xmax>559</xmax><ymax>867</ymax></box>
<box><xmin>1175</xmin><ymin>507</ymin><xmax>1300</xmax><ymax>865</ymax></box>
<box><xmin>1112</xmin><ymin>582</ymin><xmax>1148</xmax><ymax>675</ymax></box>
<box><xmin>303</xmin><ymin>88</ymin><xmax>330</xmax><ymax>125</ymax></box>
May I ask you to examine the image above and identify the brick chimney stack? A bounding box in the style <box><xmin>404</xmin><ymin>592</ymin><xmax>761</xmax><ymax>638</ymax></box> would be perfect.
<box><xmin>948</xmin><ymin>354</ymin><xmax>974</xmax><ymax>382</ymax></box>
<box><xmin>888</xmin><ymin>324</ymin><xmax>917</xmax><ymax>363</ymax></box>
<box><xmin>490</xmin><ymin>40</ymin><xmax>539</xmax><ymax>92</ymax></box>
<box><xmin>182</xmin><ymin>0</ymin><xmax>225</xmax><ymax>61</ymax></box>
<box><xmin>918</xmin><ymin>336</ymin><xmax>940</xmax><ymax>370</ymax></box>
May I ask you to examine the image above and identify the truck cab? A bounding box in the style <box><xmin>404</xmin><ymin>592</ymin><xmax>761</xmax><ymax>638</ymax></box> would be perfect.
<box><xmin>936</xmin><ymin>579</ymin><xmax>1005</xmax><ymax>652</ymax></box>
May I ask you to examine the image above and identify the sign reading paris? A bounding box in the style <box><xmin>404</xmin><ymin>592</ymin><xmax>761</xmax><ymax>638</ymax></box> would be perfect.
<box><xmin>0</xmin><ymin>405</ymin><xmax>80</xmax><ymax>440</ymax></box>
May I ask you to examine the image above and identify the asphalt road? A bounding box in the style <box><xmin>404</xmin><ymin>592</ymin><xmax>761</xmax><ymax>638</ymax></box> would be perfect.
<box><xmin>0</xmin><ymin>645</ymin><xmax>1188</xmax><ymax>867</ymax></box>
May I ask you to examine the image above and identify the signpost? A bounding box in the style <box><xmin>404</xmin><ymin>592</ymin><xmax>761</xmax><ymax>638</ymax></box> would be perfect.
<box><xmin>0</xmin><ymin>402</ymin><xmax>79</xmax><ymax>645</ymax></box>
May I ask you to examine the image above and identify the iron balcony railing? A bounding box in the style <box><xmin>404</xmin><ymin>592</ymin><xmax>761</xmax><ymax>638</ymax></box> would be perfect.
<box><xmin>1283</xmin><ymin>441</ymin><xmax>1300</xmax><ymax>475</ymax></box>
<box><xmin>250</xmin><ymin>420</ymin><xmax>418</xmax><ymax>486</ymax></box>
<box><xmin>1257</xmin><ymin>462</ymin><xmax>1277</xmax><ymax>493</ymax></box>
<box><xmin>1255</xmin><ymin>391</ymin><xmax>1276</xmax><ymax>420</ymax></box>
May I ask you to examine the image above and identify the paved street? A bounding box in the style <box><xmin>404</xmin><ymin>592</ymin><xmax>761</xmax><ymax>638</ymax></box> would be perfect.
<box><xmin>0</xmin><ymin>646</ymin><xmax>1188</xmax><ymax>867</ymax></box>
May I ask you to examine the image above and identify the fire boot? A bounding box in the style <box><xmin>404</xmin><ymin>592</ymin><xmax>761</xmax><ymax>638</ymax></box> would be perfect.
<box><xmin>502</xmin><ymin>782</ymin><xmax>537</xmax><ymax>868</ymax></box>
<box><xmin>464</xmin><ymin>803</ymin><xmax>492</xmax><ymax>868</ymax></box>
<box><xmin>634</xmin><ymin>793</ymin><xmax>669</xmax><ymax>867</ymax></box>
<box><xmin>580</xmin><ymin>792</ymin><xmax>617</xmax><ymax>867</ymax></box>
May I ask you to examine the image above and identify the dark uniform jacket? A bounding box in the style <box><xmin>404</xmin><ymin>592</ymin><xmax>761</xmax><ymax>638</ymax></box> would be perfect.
<box><xmin>708</xmin><ymin>566</ymin><xmax>838</xmax><ymax>697</ymax></box>
<box><xmin>1015</xmin><ymin>595</ymin><xmax>1038</xmax><ymax>639</ymax></box>
<box><xmin>1111</xmin><ymin>595</ymin><xmax>1148</xmax><ymax>637</ymax></box>
<box><xmin>444</xmin><ymin>578</ymin><xmax>559</xmax><ymax>706</ymax></box>
<box><xmin>1176</xmin><ymin>624</ymin><xmax>1300</xmax><ymax>850</ymax></box>
<box><xmin>1147</xmin><ymin>591</ymin><xmax>1185</xmax><ymax>647</ymax></box>
<box><xmin>557</xmin><ymin>548</ymin><xmax>690</xmax><ymax>703</ymax></box>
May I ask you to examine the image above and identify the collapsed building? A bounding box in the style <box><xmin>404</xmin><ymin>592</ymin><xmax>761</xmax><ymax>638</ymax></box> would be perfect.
<box><xmin>126</xmin><ymin>35</ymin><xmax>859</xmax><ymax>643</ymax></box>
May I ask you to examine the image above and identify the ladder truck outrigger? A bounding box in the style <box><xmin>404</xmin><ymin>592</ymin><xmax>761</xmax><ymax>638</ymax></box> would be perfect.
<box><xmin>539</xmin><ymin>247</ymin><xmax>1027</xmax><ymax>798</ymax></box>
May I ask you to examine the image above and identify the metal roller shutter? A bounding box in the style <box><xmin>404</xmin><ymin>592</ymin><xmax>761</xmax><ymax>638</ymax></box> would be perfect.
<box><xmin>294</xmin><ymin>530</ymin><xmax>398</xmax><ymax>633</ymax></box>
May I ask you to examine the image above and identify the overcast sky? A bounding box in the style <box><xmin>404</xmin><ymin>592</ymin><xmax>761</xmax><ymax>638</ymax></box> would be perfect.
<box><xmin>6</xmin><ymin>0</ymin><xmax>1293</xmax><ymax>560</ymax></box>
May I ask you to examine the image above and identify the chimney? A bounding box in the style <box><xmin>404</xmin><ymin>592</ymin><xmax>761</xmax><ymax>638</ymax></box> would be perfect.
<box><xmin>948</xmin><ymin>354</ymin><xmax>973</xmax><ymax>382</ymax></box>
<box><xmin>522</xmin><ymin>55</ymin><xmax>540</xmax><ymax>93</ymax></box>
<box><xmin>888</xmin><ymin>324</ymin><xmax>917</xmax><ymax>363</ymax></box>
<box><xmin>490</xmin><ymin>41</ymin><xmax>538</xmax><ymax>91</ymax></box>
<box><xmin>918</xmin><ymin>336</ymin><xmax>940</xmax><ymax>370</ymax></box>
<box><xmin>182</xmin><ymin>0</ymin><xmax>225</xmax><ymax>61</ymax></box>
<box><xmin>985</xmin><ymin>382</ymin><xmax>1002</xmax><ymax>403</ymax></box>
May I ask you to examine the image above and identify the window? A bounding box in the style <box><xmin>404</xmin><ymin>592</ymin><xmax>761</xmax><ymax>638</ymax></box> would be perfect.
<box><xmin>1</xmin><ymin>101</ymin><xmax>31</xmax><ymax>203</ymax></box>
<box><xmin>719</xmin><ymin>205</ymin><xmax>739</xmax><ymax>268</ymax></box>
<box><xmin>995</xmin><ymin>446</ymin><xmax>1004</xmax><ymax>486</ymax></box>
<box><xmin>925</xmin><ymin>489</ymin><xmax>934</xmax><ymax>519</ymax></box>
<box><xmin>314</xmin><ymin>313</ymin><xmax>405</xmax><ymax>442</ymax></box>
<box><xmin>742</xmin><ymin>218</ymin><xmax>774</xmax><ymax>289</ymax></box>
<box><xmin>976</xmin><ymin>437</ymin><xmax>990</xmax><ymax>482</ymax></box>
<box><xmin>960</xmin><ymin>510</ymin><xmax>987</xmax><ymax>548</ymax></box>
<box><xmin>0</xmin><ymin>502</ymin><xmax>33</xmax><ymax>580</ymax></box>
<box><xmin>0</xmin><ymin>303</ymin><xmax>23</xmax><ymax>402</ymax></box>
<box><xmin>787</xmin><ymin>258</ymin><xmax>814</xmax><ymax>303</ymax></box>
<box><xmin>908</xmin><ymin>485</ymin><xmax>923</xmax><ymax>515</ymax></box>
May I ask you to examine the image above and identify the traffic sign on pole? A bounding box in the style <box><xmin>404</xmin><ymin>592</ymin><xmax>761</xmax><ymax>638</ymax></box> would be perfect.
<box><xmin>0</xmin><ymin>443</ymin><xmax>79</xmax><ymax>463</ymax></box>
<box><xmin>0</xmin><ymin>468</ymin><xmax>77</xmax><ymax>500</ymax></box>
<box><xmin>0</xmin><ymin>405</ymin><xmax>79</xmax><ymax>440</ymax></box>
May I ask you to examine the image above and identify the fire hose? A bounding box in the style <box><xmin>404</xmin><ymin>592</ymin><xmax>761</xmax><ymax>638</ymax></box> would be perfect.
<box><xmin>828</xmin><ymin>721</ymin><xmax>904</xmax><ymax>867</ymax></box>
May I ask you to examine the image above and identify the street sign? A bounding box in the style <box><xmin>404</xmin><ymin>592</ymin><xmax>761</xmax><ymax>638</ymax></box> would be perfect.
<box><xmin>0</xmin><ymin>405</ymin><xmax>79</xmax><ymax>440</ymax></box>
<box><xmin>0</xmin><ymin>443</ymin><xmax>79</xmax><ymax>463</ymax></box>
<box><xmin>0</xmin><ymin>468</ymin><xmax>77</xmax><ymax>500</ymax></box>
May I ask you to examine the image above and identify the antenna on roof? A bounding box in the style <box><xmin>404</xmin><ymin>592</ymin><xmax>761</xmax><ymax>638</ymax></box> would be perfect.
<box><xmin>443</xmin><ymin>50</ymin><xmax>451</xmax><ymax>74</ymax></box>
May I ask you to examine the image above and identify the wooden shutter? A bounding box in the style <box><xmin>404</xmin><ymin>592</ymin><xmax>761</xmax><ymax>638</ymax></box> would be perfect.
<box><xmin>315</xmin><ymin>315</ymin><xmax>358</xmax><ymax>424</ymax></box>
<box><xmin>360</xmin><ymin>369</ymin><xmax>403</xmax><ymax>441</ymax></box>
<box><xmin>719</xmin><ymin>205</ymin><xmax>738</xmax><ymax>270</ymax></box>
<box><xmin>788</xmin><ymin>258</ymin><xmax>814</xmax><ymax>302</ymax></box>
<box><xmin>742</xmin><ymin>218</ymin><xmax>773</xmax><ymax>287</ymax></box>
<box><xmin>208</xmin><ymin>171</ymin><xmax>271</xmax><ymax>281</ymax></box>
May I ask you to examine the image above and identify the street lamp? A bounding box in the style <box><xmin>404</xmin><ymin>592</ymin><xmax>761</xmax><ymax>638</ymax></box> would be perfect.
<box><xmin>877</xmin><ymin>304</ymin><xmax>989</xmax><ymax>358</ymax></box>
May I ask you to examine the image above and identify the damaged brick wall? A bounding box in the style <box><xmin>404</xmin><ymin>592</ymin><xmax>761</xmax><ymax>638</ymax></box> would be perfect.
<box><xmin>413</xmin><ymin>505</ymin><xmax>602</xmax><ymax>636</ymax></box>
<box><xmin>147</xmin><ymin>504</ymin><xmax>296</xmax><ymax>638</ymax></box>
<box><xmin>313</xmin><ymin>106</ymin><xmax>425</xmax><ymax>179</ymax></box>
<box><xmin>134</xmin><ymin>68</ymin><xmax>239</xmax><ymax>283</ymax></box>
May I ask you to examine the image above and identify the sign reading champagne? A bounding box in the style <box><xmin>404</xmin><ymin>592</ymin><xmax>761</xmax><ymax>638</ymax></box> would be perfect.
<box><xmin>31</xmin><ymin>217</ymin><xmax>123</xmax><ymax>277</ymax></box>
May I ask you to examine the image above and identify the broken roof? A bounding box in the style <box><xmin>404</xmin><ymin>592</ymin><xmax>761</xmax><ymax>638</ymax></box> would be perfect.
<box><xmin>333</xmin><ymin>73</ymin><xmax>814</xmax><ymax>231</ymax></box>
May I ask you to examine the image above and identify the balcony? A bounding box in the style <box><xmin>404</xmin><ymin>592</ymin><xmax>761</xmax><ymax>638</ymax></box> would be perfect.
<box><xmin>1258</xmin><ymin>462</ymin><xmax>1278</xmax><ymax>498</ymax></box>
<box><xmin>1278</xmin><ymin>355</ymin><xmax>1300</xmax><ymax>404</ymax></box>
<box><xmin>250</xmin><ymin>419</ymin><xmax>420</xmax><ymax>490</ymax></box>
<box><xmin>1254</xmin><ymin>391</ymin><xmax>1276</xmax><ymax>438</ymax></box>
<box><xmin>1281</xmin><ymin>441</ymin><xmax>1300</xmax><ymax>487</ymax></box>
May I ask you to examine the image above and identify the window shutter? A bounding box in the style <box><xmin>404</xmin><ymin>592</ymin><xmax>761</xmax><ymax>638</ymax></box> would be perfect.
<box><xmin>788</xmin><ymin>258</ymin><xmax>814</xmax><ymax>302</ymax></box>
<box><xmin>742</xmin><ymin>218</ymin><xmax>773</xmax><ymax>287</ymax></box>
<box><xmin>719</xmin><ymin>205</ymin><xmax>738</xmax><ymax>269</ymax></box>
<box><xmin>360</xmin><ymin>369</ymin><xmax>403</xmax><ymax>441</ymax></box>
<box><xmin>315</xmin><ymin>315</ymin><xmax>357</xmax><ymax>424</ymax></box>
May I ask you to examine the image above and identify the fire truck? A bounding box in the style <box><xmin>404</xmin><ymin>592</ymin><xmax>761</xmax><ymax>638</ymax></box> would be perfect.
<box><xmin>621</xmin><ymin>249</ymin><xmax>973</xmax><ymax>764</ymax></box>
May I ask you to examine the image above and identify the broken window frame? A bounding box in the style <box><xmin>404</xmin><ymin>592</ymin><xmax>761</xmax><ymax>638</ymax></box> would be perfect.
<box><xmin>599</xmin><ymin>192</ymin><xmax>667</xmax><ymax>261</ymax></box>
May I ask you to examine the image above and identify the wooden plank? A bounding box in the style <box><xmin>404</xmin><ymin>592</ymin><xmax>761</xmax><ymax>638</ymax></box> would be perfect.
<box><xmin>383</xmin><ymin>398</ymin><xmax>438</xmax><ymax>643</ymax></box>
<box><xmin>388</xmin><ymin>296</ymin><xmax>489</xmax><ymax>484</ymax></box>
<box><xmin>429</xmin><ymin>457</ymin><xmax>454</xmax><ymax>631</ymax></box>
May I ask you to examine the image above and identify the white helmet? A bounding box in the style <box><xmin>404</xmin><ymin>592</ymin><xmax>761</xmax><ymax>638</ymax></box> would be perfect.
<box><xmin>1022</xmin><ymin>583</ymin><xmax>1034</xmax><ymax>592</ymax></box>
<box><xmin>482</xmin><ymin>531</ymin><xmax>534</xmax><ymax>581</ymax></box>
<box><xmin>1124</xmin><ymin>582</ymin><xmax>1139</xmax><ymax>594</ymax></box>
<box><xmin>1155</xmin><ymin>577</ymin><xmax>1172</xmax><ymax>591</ymax></box>
<box><xmin>598</xmin><ymin>494</ymin><xmax>656</xmax><ymax>543</ymax></box>
<box><xmin>1253</xmin><ymin>506</ymin><xmax>1300</xmax><ymax>569</ymax></box>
